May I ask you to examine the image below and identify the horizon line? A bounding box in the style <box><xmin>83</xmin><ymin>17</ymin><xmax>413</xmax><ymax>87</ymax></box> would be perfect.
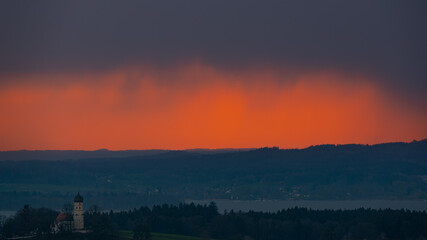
<box><xmin>1</xmin><ymin>138</ymin><xmax>425</xmax><ymax>152</ymax></box>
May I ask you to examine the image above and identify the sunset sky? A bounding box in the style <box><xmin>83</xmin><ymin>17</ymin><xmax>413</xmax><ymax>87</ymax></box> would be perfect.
<box><xmin>0</xmin><ymin>1</ymin><xmax>426</xmax><ymax>150</ymax></box>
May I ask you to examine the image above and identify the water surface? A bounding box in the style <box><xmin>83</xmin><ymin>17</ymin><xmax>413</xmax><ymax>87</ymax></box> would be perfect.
<box><xmin>0</xmin><ymin>211</ymin><xmax>16</xmax><ymax>218</ymax></box>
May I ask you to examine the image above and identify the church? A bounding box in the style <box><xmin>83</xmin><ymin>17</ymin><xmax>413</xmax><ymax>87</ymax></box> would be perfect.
<box><xmin>51</xmin><ymin>192</ymin><xmax>85</xmax><ymax>232</ymax></box>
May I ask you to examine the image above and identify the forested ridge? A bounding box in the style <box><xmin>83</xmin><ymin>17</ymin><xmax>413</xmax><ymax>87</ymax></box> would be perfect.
<box><xmin>0</xmin><ymin>140</ymin><xmax>426</xmax><ymax>210</ymax></box>
<box><xmin>1</xmin><ymin>203</ymin><xmax>427</xmax><ymax>240</ymax></box>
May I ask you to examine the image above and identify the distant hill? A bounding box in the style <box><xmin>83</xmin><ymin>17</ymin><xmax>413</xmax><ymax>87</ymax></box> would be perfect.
<box><xmin>0</xmin><ymin>149</ymin><xmax>169</xmax><ymax>161</ymax></box>
<box><xmin>1</xmin><ymin>139</ymin><xmax>425</xmax><ymax>161</ymax></box>
<box><xmin>0</xmin><ymin>148</ymin><xmax>255</xmax><ymax>161</ymax></box>
<box><xmin>0</xmin><ymin>139</ymin><xmax>426</xmax><ymax>210</ymax></box>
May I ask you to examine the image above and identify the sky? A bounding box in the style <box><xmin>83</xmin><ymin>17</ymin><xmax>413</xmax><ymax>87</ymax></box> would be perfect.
<box><xmin>0</xmin><ymin>0</ymin><xmax>426</xmax><ymax>150</ymax></box>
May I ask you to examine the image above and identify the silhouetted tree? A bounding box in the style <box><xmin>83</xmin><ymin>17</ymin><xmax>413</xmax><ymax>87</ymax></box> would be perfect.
<box><xmin>133</xmin><ymin>223</ymin><xmax>151</xmax><ymax>240</ymax></box>
<box><xmin>85</xmin><ymin>211</ymin><xmax>118</xmax><ymax>240</ymax></box>
<box><xmin>1</xmin><ymin>205</ymin><xmax>57</xmax><ymax>237</ymax></box>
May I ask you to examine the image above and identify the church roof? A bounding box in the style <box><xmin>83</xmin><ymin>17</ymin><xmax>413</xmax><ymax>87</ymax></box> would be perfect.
<box><xmin>74</xmin><ymin>192</ymin><xmax>83</xmax><ymax>202</ymax></box>
<box><xmin>55</xmin><ymin>212</ymin><xmax>72</xmax><ymax>223</ymax></box>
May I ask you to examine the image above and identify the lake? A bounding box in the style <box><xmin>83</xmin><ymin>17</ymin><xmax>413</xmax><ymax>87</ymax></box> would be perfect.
<box><xmin>187</xmin><ymin>199</ymin><xmax>427</xmax><ymax>212</ymax></box>
<box><xmin>0</xmin><ymin>211</ymin><xmax>16</xmax><ymax>218</ymax></box>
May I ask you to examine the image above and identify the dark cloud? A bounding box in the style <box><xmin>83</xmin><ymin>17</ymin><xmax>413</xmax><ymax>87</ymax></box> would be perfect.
<box><xmin>0</xmin><ymin>0</ymin><xmax>426</xmax><ymax>97</ymax></box>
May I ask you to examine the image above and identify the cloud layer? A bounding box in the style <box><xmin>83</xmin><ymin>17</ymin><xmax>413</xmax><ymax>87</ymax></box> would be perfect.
<box><xmin>0</xmin><ymin>1</ymin><xmax>426</xmax><ymax>149</ymax></box>
<box><xmin>0</xmin><ymin>64</ymin><xmax>425</xmax><ymax>150</ymax></box>
<box><xmin>0</xmin><ymin>1</ymin><xmax>426</xmax><ymax>98</ymax></box>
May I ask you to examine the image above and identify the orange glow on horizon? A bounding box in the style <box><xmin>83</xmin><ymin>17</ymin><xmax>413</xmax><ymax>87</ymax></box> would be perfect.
<box><xmin>0</xmin><ymin>64</ymin><xmax>425</xmax><ymax>150</ymax></box>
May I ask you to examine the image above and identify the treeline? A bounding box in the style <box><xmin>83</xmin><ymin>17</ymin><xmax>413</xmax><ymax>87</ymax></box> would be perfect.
<box><xmin>3</xmin><ymin>203</ymin><xmax>427</xmax><ymax>240</ymax></box>
<box><xmin>0</xmin><ymin>205</ymin><xmax>57</xmax><ymax>237</ymax></box>
<box><xmin>0</xmin><ymin>205</ymin><xmax>120</xmax><ymax>240</ymax></box>
<box><xmin>109</xmin><ymin>203</ymin><xmax>427</xmax><ymax>240</ymax></box>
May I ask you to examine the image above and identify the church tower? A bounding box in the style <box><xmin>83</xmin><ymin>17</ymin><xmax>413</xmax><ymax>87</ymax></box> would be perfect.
<box><xmin>73</xmin><ymin>192</ymin><xmax>84</xmax><ymax>230</ymax></box>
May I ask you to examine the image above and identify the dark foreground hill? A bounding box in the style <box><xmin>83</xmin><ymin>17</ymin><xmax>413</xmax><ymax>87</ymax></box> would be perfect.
<box><xmin>2</xmin><ymin>203</ymin><xmax>427</xmax><ymax>240</ymax></box>
<box><xmin>0</xmin><ymin>140</ymin><xmax>426</xmax><ymax>210</ymax></box>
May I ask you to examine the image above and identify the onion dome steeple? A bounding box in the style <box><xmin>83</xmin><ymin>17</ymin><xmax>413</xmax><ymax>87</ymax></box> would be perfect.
<box><xmin>74</xmin><ymin>192</ymin><xmax>83</xmax><ymax>202</ymax></box>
